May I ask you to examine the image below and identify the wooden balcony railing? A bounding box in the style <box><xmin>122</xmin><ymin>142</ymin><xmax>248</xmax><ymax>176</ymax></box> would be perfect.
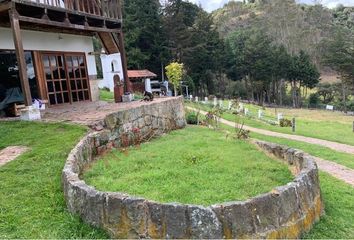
<box><xmin>22</xmin><ymin>0</ymin><xmax>122</xmax><ymax>20</ymax></box>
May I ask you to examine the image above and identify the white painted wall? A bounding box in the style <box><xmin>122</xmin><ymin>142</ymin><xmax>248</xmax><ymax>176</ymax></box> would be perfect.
<box><xmin>99</xmin><ymin>53</ymin><xmax>124</xmax><ymax>92</ymax></box>
<box><xmin>0</xmin><ymin>27</ymin><xmax>97</xmax><ymax>76</ymax></box>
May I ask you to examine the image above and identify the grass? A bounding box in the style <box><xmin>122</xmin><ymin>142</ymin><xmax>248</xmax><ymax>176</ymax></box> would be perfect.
<box><xmin>218</xmin><ymin>124</ymin><xmax>354</xmax><ymax>238</ymax></box>
<box><xmin>186</xmin><ymin>101</ymin><xmax>354</xmax><ymax>146</ymax></box>
<box><xmin>99</xmin><ymin>89</ymin><xmax>114</xmax><ymax>102</ymax></box>
<box><xmin>0</xmin><ymin>120</ymin><xmax>353</xmax><ymax>238</ymax></box>
<box><xmin>217</xmin><ymin>122</ymin><xmax>354</xmax><ymax>170</ymax></box>
<box><xmin>251</xmin><ymin>132</ymin><xmax>354</xmax><ymax>170</ymax></box>
<box><xmin>99</xmin><ymin>89</ymin><xmax>144</xmax><ymax>102</ymax></box>
<box><xmin>0</xmin><ymin>121</ymin><xmax>108</xmax><ymax>238</ymax></box>
<box><xmin>304</xmin><ymin>172</ymin><xmax>354</xmax><ymax>239</ymax></box>
<box><xmin>84</xmin><ymin>126</ymin><xmax>293</xmax><ymax>206</ymax></box>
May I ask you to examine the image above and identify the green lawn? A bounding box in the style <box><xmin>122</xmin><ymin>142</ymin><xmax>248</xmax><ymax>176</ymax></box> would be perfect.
<box><xmin>99</xmin><ymin>89</ymin><xmax>144</xmax><ymax>102</ymax></box>
<box><xmin>217</xmin><ymin>122</ymin><xmax>354</xmax><ymax>170</ymax></box>
<box><xmin>304</xmin><ymin>172</ymin><xmax>354</xmax><ymax>239</ymax></box>
<box><xmin>0</xmin><ymin>121</ymin><xmax>107</xmax><ymax>238</ymax></box>
<box><xmin>99</xmin><ymin>89</ymin><xmax>114</xmax><ymax>102</ymax></box>
<box><xmin>84</xmin><ymin>126</ymin><xmax>293</xmax><ymax>206</ymax></box>
<box><xmin>1</xmin><ymin>121</ymin><xmax>354</xmax><ymax>238</ymax></box>
<box><xmin>217</xmin><ymin>124</ymin><xmax>354</xmax><ymax>238</ymax></box>
<box><xmin>251</xmin><ymin>132</ymin><xmax>354</xmax><ymax>170</ymax></box>
<box><xmin>186</xmin><ymin>101</ymin><xmax>354</xmax><ymax>146</ymax></box>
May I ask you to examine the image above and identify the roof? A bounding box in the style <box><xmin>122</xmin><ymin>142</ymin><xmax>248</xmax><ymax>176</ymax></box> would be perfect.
<box><xmin>128</xmin><ymin>70</ymin><xmax>157</xmax><ymax>79</ymax></box>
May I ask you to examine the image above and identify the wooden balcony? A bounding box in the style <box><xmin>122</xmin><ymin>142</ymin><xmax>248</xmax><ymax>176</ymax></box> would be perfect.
<box><xmin>0</xmin><ymin>0</ymin><xmax>123</xmax><ymax>34</ymax></box>
<box><xmin>18</xmin><ymin>0</ymin><xmax>122</xmax><ymax>20</ymax></box>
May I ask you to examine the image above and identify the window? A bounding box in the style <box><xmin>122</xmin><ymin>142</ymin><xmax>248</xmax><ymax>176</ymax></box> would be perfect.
<box><xmin>0</xmin><ymin>50</ymin><xmax>39</xmax><ymax>104</ymax></box>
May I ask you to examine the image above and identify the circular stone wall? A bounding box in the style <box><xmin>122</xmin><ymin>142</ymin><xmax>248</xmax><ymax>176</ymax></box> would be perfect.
<box><xmin>62</xmin><ymin>98</ymin><xmax>324</xmax><ymax>239</ymax></box>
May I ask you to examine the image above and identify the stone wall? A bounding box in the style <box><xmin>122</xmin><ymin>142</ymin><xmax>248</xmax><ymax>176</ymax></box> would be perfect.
<box><xmin>62</xmin><ymin>98</ymin><xmax>323</xmax><ymax>239</ymax></box>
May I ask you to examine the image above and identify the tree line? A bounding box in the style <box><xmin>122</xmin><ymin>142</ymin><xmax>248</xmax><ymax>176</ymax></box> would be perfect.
<box><xmin>118</xmin><ymin>0</ymin><xmax>353</xmax><ymax>110</ymax></box>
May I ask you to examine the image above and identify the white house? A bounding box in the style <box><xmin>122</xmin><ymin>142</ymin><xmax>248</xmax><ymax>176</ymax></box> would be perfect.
<box><xmin>0</xmin><ymin>0</ymin><xmax>131</xmax><ymax>119</ymax></box>
<box><xmin>99</xmin><ymin>52</ymin><xmax>124</xmax><ymax>92</ymax></box>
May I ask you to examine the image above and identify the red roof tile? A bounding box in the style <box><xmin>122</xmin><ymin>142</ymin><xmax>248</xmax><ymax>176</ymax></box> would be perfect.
<box><xmin>128</xmin><ymin>70</ymin><xmax>157</xmax><ymax>79</ymax></box>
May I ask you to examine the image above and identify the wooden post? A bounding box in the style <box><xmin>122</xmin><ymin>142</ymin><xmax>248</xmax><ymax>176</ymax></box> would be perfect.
<box><xmin>116</xmin><ymin>31</ymin><xmax>132</xmax><ymax>93</ymax></box>
<box><xmin>292</xmin><ymin>118</ymin><xmax>296</xmax><ymax>132</ymax></box>
<box><xmin>10</xmin><ymin>10</ymin><xmax>32</xmax><ymax>106</ymax></box>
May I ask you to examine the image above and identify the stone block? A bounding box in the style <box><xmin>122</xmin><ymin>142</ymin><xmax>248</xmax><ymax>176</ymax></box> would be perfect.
<box><xmin>275</xmin><ymin>185</ymin><xmax>302</xmax><ymax>226</ymax></box>
<box><xmin>103</xmin><ymin>194</ymin><xmax>147</xmax><ymax>238</ymax></box>
<box><xmin>144</xmin><ymin>115</ymin><xmax>152</xmax><ymax>126</ymax></box>
<box><xmin>20</xmin><ymin>106</ymin><xmax>41</xmax><ymax>121</ymax></box>
<box><xmin>213</xmin><ymin>201</ymin><xmax>255</xmax><ymax>239</ymax></box>
<box><xmin>187</xmin><ymin>205</ymin><xmax>223</xmax><ymax>239</ymax></box>
<box><xmin>162</xmin><ymin>203</ymin><xmax>189</xmax><ymax>239</ymax></box>
<box><xmin>104</xmin><ymin>114</ymin><xmax>118</xmax><ymax>130</ymax></box>
<box><xmin>138</xmin><ymin>117</ymin><xmax>145</xmax><ymax>129</ymax></box>
<box><xmin>250</xmin><ymin>193</ymin><xmax>280</xmax><ymax>233</ymax></box>
<box><xmin>146</xmin><ymin>201</ymin><xmax>164</xmax><ymax>238</ymax></box>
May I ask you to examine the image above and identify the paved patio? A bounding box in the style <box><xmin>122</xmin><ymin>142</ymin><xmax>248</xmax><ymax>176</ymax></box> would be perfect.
<box><xmin>41</xmin><ymin>97</ymin><xmax>176</xmax><ymax>127</ymax></box>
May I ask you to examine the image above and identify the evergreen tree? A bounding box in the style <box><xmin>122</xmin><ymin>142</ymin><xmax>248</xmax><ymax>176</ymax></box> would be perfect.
<box><xmin>123</xmin><ymin>0</ymin><xmax>166</xmax><ymax>75</ymax></box>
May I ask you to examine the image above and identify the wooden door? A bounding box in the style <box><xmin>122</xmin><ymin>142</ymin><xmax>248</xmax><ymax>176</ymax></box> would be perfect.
<box><xmin>40</xmin><ymin>52</ymin><xmax>91</xmax><ymax>105</ymax></box>
<box><xmin>42</xmin><ymin>53</ymin><xmax>70</xmax><ymax>105</ymax></box>
<box><xmin>65</xmin><ymin>54</ymin><xmax>91</xmax><ymax>103</ymax></box>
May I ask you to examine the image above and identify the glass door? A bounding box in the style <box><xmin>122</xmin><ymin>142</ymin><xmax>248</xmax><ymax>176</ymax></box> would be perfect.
<box><xmin>41</xmin><ymin>52</ymin><xmax>91</xmax><ymax>105</ymax></box>
<box><xmin>65</xmin><ymin>54</ymin><xmax>91</xmax><ymax>103</ymax></box>
<box><xmin>42</xmin><ymin>53</ymin><xmax>70</xmax><ymax>105</ymax></box>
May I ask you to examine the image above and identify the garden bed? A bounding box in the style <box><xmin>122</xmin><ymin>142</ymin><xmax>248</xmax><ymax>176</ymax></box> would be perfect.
<box><xmin>62</xmin><ymin>97</ymin><xmax>323</xmax><ymax>238</ymax></box>
<box><xmin>83</xmin><ymin>126</ymin><xmax>293</xmax><ymax>205</ymax></box>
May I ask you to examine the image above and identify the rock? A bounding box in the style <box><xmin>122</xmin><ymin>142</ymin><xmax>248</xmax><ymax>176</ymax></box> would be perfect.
<box><xmin>163</xmin><ymin>203</ymin><xmax>189</xmax><ymax>239</ymax></box>
<box><xmin>187</xmin><ymin>205</ymin><xmax>223</xmax><ymax>239</ymax></box>
<box><xmin>104</xmin><ymin>114</ymin><xmax>117</xmax><ymax>130</ymax></box>
<box><xmin>212</xmin><ymin>201</ymin><xmax>255</xmax><ymax>239</ymax></box>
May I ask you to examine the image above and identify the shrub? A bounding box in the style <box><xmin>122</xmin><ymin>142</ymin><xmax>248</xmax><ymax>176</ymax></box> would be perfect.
<box><xmin>308</xmin><ymin>93</ymin><xmax>320</xmax><ymax>108</ymax></box>
<box><xmin>237</xmin><ymin>129</ymin><xmax>250</xmax><ymax>139</ymax></box>
<box><xmin>280</xmin><ymin>118</ymin><xmax>292</xmax><ymax>127</ymax></box>
<box><xmin>186</xmin><ymin>111</ymin><xmax>198</xmax><ymax>125</ymax></box>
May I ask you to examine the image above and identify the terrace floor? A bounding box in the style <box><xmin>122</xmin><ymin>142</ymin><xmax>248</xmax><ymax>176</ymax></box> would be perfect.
<box><xmin>41</xmin><ymin>97</ymin><xmax>175</xmax><ymax>127</ymax></box>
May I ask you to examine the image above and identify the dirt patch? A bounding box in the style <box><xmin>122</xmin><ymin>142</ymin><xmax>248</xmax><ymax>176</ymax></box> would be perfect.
<box><xmin>0</xmin><ymin>146</ymin><xmax>29</xmax><ymax>167</ymax></box>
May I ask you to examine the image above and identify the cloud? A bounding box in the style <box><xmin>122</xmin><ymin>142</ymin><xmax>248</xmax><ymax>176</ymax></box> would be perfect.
<box><xmin>187</xmin><ymin>0</ymin><xmax>354</xmax><ymax>12</ymax></box>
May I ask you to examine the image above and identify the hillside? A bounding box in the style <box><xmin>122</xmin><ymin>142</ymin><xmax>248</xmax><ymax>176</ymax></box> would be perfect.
<box><xmin>212</xmin><ymin>0</ymin><xmax>354</xmax><ymax>73</ymax></box>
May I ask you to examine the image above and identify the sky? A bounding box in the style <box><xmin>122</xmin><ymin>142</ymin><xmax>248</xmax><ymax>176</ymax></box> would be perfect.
<box><xmin>187</xmin><ymin>0</ymin><xmax>354</xmax><ymax>12</ymax></box>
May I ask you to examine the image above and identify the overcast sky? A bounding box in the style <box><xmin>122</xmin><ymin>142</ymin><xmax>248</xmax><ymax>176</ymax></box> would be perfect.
<box><xmin>187</xmin><ymin>0</ymin><xmax>354</xmax><ymax>12</ymax></box>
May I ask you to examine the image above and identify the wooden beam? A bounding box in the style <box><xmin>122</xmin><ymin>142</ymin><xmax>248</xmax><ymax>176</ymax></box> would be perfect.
<box><xmin>18</xmin><ymin>15</ymin><xmax>121</xmax><ymax>33</ymax></box>
<box><xmin>116</xmin><ymin>32</ymin><xmax>132</xmax><ymax>93</ymax></box>
<box><xmin>9</xmin><ymin>10</ymin><xmax>32</xmax><ymax>106</ymax></box>
<box><xmin>32</xmin><ymin>51</ymin><xmax>47</xmax><ymax>100</ymax></box>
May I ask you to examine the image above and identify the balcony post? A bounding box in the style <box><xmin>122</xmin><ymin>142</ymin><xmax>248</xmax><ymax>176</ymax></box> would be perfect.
<box><xmin>9</xmin><ymin>10</ymin><xmax>32</xmax><ymax>106</ymax></box>
<box><xmin>117</xmin><ymin>32</ymin><xmax>132</xmax><ymax>93</ymax></box>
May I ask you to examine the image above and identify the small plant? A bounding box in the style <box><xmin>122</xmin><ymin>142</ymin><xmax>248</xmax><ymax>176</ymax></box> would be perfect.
<box><xmin>132</xmin><ymin>127</ymin><xmax>142</xmax><ymax>146</ymax></box>
<box><xmin>206</xmin><ymin>106</ymin><xmax>224</xmax><ymax>130</ymax></box>
<box><xmin>280</xmin><ymin>119</ymin><xmax>292</xmax><ymax>127</ymax></box>
<box><xmin>186</xmin><ymin>111</ymin><xmax>199</xmax><ymax>125</ymax></box>
<box><xmin>230</xmin><ymin>98</ymin><xmax>240</xmax><ymax>111</ymax></box>
<box><xmin>182</xmin><ymin>153</ymin><xmax>202</xmax><ymax>165</ymax></box>
<box><xmin>233</xmin><ymin>111</ymin><xmax>250</xmax><ymax>140</ymax></box>
<box><xmin>236</xmin><ymin>128</ymin><xmax>250</xmax><ymax>139</ymax></box>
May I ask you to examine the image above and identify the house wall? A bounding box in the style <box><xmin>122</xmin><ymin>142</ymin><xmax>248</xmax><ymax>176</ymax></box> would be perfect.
<box><xmin>99</xmin><ymin>53</ymin><xmax>124</xmax><ymax>92</ymax></box>
<box><xmin>0</xmin><ymin>27</ymin><xmax>97</xmax><ymax>77</ymax></box>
